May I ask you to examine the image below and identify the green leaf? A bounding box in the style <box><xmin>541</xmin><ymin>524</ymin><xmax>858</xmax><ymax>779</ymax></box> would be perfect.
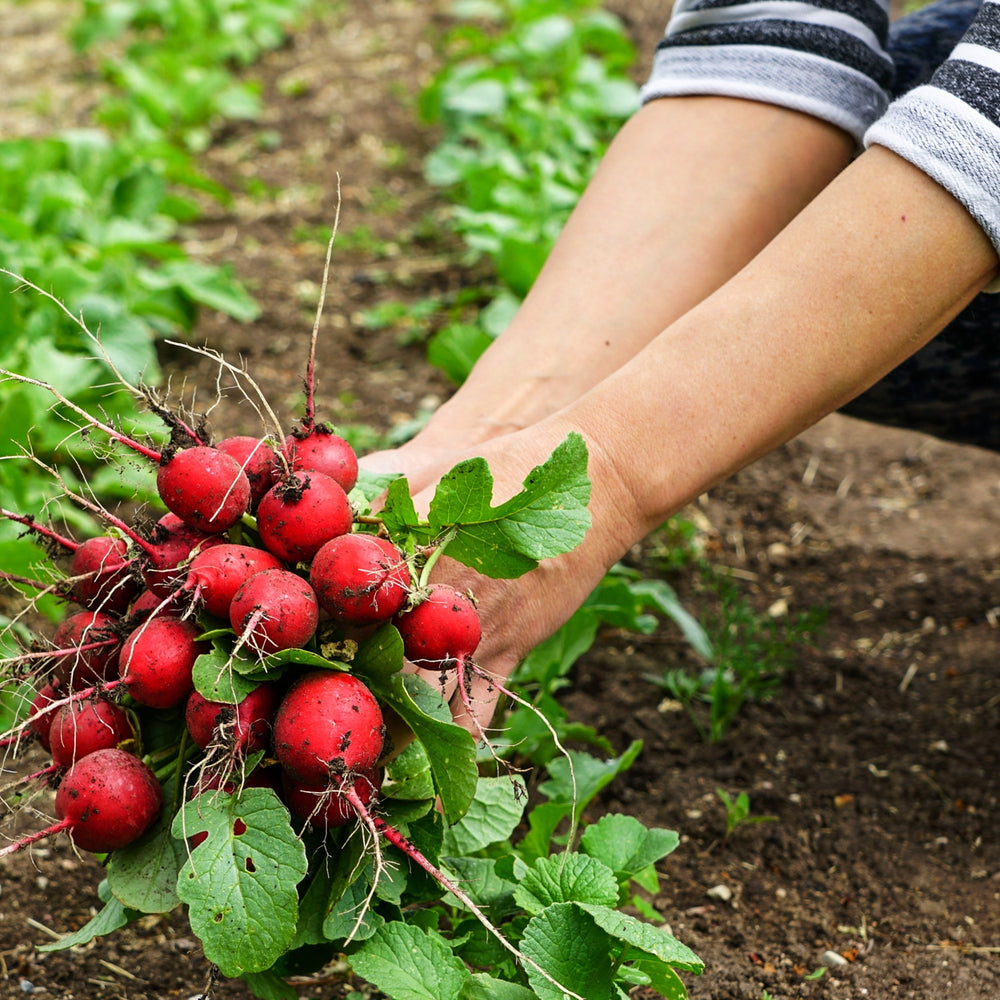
<box><xmin>427</xmin><ymin>322</ymin><xmax>494</xmax><ymax>385</ymax></box>
<box><xmin>537</xmin><ymin>742</ymin><xmax>643</xmax><ymax>820</ymax></box>
<box><xmin>148</xmin><ymin>259</ymin><xmax>260</xmax><ymax>321</ymax></box>
<box><xmin>353</xmin><ymin>468</ymin><xmax>403</xmax><ymax>506</ymax></box>
<box><xmin>441</xmin><ymin>775</ymin><xmax>526</xmax><ymax>856</ymax></box>
<box><xmin>354</xmin><ymin>625</ymin><xmax>477</xmax><ymax>823</ymax></box>
<box><xmin>459</xmin><ymin>975</ymin><xmax>537</xmax><ymax>1000</ymax></box>
<box><xmin>579</xmin><ymin>814</ymin><xmax>680</xmax><ymax>882</ymax></box>
<box><xmin>380</xmin><ymin>475</ymin><xmax>421</xmax><ymax>537</ymax></box>
<box><xmin>384</xmin><ymin>740</ymin><xmax>437</xmax><ymax>802</ymax></box>
<box><xmin>625</xmin><ymin>957</ymin><xmax>691</xmax><ymax>1000</ymax></box>
<box><xmin>629</xmin><ymin>579</ymin><xmax>713</xmax><ymax>661</ymax></box>
<box><xmin>426</xmin><ymin>432</ymin><xmax>591</xmax><ymax>579</ymax></box>
<box><xmin>576</xmin><ymin>903</ymin><xmax>704</xmax><ymax>974</ymax></box>
<box><xmin>108</xmin><ymin>818</ymin><xmax>186</xmax><ymax>913</ymax></box>
<box><xmin>38</xmin><ymin>895</ymin><xmax>139</xmax><ymax>953</ymax></box>
<box><xmin>513</xmin><ymin>853</ymin><xmax>619</xmax><ymax>914</ymax></box>
<box><xmin>173</xmin><ymin>787</ymin><xmax>308</xmax><ymax>977</ymax></box>
<box><xmin>520</xmin><ymin>902</ymin><xmax>615</xmax><ymax>1000</ymax></box>
<box><xmin>440</xmin><ymin>856</ymin><xmax>517</xmax><ymax>912</ymax></box>
<box><xmin>193</xmin><ymin>647</ymin><xmax>261</xmax><ymax>703</ymax></box>
<box><xmin>322</xmin><ymin>868</ymin><xmax>386</xmax><ymax>943</ymax></box>
<box><xmin>349</xmin><ymin>922</ymin><xmax>471</xmax><ymax>1000</ymax></box>
<box><xmin>516</xmin><ymin>800</ymin><xmax>567</xmax><ymax>864</ymax></box>
<box><xmin>240</xmin><ymin>968</ymin><xmax>300</xmax><ymax>1000</ymax></box>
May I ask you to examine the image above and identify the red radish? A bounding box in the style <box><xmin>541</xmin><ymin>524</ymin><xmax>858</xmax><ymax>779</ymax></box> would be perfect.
<box><xmin>69</xmin><ymin>536</ymin><xmax>138</xmax><ymax>614</ymax></box>
<box><xmin>181</xmin><ymin>544</ymin><xmax>284</xmax><ymax>619</ymax></box>
<box><xmin>142</xmin><ymin>514</ymin><xmax>224</xmax><ymax>598</ymax></box>
<box><xmin>281</xmin><ymin>768</ymin><xmax>381</xmax><ymax>829</ymax></box>
<box><xmin>229</xmin><ymin>569</ymin><xmax>319</xmax><ymax>655</ymax></box>
<box><xmin>156</xmin><ymin>445</ymin><xmax>251</xmax><ymax>534</ymax></box>
<box><xmin>282</xmin><ymin>427</ymin><xmax>358</xmax><ymax>494</ymax></box>
<box><xmin>48</xmin><ymin>699</ymin><xmax>136</xmax><ymax>768</ymax></box>
<box><xmin>394</xmin><ymin>584</ymin><xmax>481</xmax><ymax>667</ymax></box>
<box><xmin>155</xmin><ymin>512</ymin><xmax>220</xmax><ymax>548</ymax></box>
<box><xmin>52</xmin><ymin>611</ymin><xmax>122</xmax><ymax>690</ymax></box>
<box><xmin>184</xmin><ymin>682</ymin><xmax>280</xmax><ymax>753</ymax></box>
<box><xmin>27</xmin><ymin>681</ymin><xmax>62</xmax><ymax>751</ymax></box>
<box><xmin>309</xmin><ymin>533</ymin><xmax>410</xmax><ymax>626</ymax></box>
<box><xmin>117</xmin><ymin>616</ymin><xmax>207</xmax><ymax>709</ymax></box>
<box><xmin>128</xmin><ymin>588</ymin><xmax>186</xmax><ymax>620</ymax></box>
<box><xmin>0</xmin><ymin>749</ymin><xmax>163</xmax><ymax>858</ymax></box>
<box><xmin>256</xmin><ymin>471</ymin><xmax>353</xmax><ymax>564</ymax></box>
<box><xmin>216</xmin><ymin>436</ymin><xmax>279</xmax><ymax>509</ymax></box>
<box><xmin>272</xmin><ymin>671</ymin><xmax>384</xmax><ymax>784</ymax></box>
<box><xmin>0</xmin><ymin>513</ymin><xmax>137</xmax><ymax>614</ymax></box>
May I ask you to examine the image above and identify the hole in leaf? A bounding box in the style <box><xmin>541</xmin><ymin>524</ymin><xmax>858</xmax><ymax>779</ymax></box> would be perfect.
<box><xmin>233</xmin><ymin>819</ymin><xmax>247</xmax><ymax>836</ymax></box>
<box><xmin>246</xmin><ymin>857</ymin><xmax>256</xmax><ymax>873</ymax></box>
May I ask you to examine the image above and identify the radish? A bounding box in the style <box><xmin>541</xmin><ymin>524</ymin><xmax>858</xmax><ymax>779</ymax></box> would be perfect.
<box><xmin>216</xmin><ymin>435</ymin><xmax>279</xmax><ymax>509</ymax></box>
<box><xmin>48</xmin><ymin>698</ymin><xmax>136</xmax><ymax>768</ymax></box>
<box><xmin>0</xmin><ymin>512</ymin><xmax>136</xmax><ymax>614</ymax></box>
<box><xmin>128</xmin><ymin>588</ymin><xmax>186</xmax><ymax>621</ymax></box>
<box><xmin>184</xmin><ymin>682</ymin><xmax>280</xmax><ymax>753</ymax></box>
<box><xmin>27</xmin><ymin>680</ymin><xmax>62</xmax><ymax>751</ymax></box>
<box><xmin>281</xmin><ymin>768</ymin><xmax>381</xmax><ymax>830</ymax></box>
<box><xmin>272</xmin><ymin>671</ymin><xmax>384</xmax><ymax>784</ymax></box>
<box><xmin>68</xmin><ymin>535</ymin><xmax>138</xmax><ymax>615</ymax></box>
<box><xmin>0</xmin><ymin>748</ymin><xmax>163</xmax><ymax>857</ymax></box>
<box><xmin>282</xmin><ymin>426</ymin><xmax>358</xmax><ymax>494</ymax></box>
<box><xmin>51</xmin><ymin>610</ymin><xmax>122</xmax><ymax>690</ymax></box>
<box><xmin>256</xmin><ymin>471</ymin><xmax>353</xmax><ymax>564</ymax></box>
<box><xmin>156</xmin><ymin>445</ymin><xmax>251</xmax><ymax>534</ymax></box>
<box><xmin>393</xmin><ymin>584</ymin><xmax>481</xmax><ymax>667</ymax></box>
<box><xmin>228</xmin><ymin>569</ymin><xmax>319</xmax><ymax>655</ymax></box>
<box><xmin>117</xmin><ymin>616</ymin><xmax>207</xmax><ymax>709</ymax></box>
<box><xmin>181</xmin><ymin>543</ymin><xmax>284</xmax><ymax>620</ymax></box>
<box><xmin>142</xmin><ymin>513</ymin><xmax>224</xmax><ymax>598</ymax></box>
<box><xmin>309</xmin><ymin>533</ymin><xmax>410</xmax><ymax>626</ymax></box>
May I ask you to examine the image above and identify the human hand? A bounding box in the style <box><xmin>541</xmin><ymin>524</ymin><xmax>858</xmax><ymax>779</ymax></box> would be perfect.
<box><xmin>364</xmin><ymin>419</ymin><xmax>646</xmax><ymax>743</ymax></box>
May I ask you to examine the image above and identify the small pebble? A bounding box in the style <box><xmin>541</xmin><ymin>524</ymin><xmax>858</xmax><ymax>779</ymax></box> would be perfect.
<box><xmin>706</xmin><ymin>884</ymin><xmax>732</xmax><ymax>902</ymax></box>
<box><xmin>820</xmin><ymin>950</ymin><xmax>849</xmax><ymax>967</ymax></box>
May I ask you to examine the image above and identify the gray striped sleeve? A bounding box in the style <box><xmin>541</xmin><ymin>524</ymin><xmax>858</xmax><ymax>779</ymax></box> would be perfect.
<box><xmin>640</xmin><ymin>0</ymin><xmax>894</xmax><ymax>143</ymax></box>
<box><xmin>866</xmin><ymin>0</ymin><xmax>1000</xmax><ymax>269</ymax></box>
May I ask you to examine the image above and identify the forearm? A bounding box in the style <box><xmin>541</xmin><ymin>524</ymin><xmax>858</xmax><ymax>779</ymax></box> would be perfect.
<box><xmin>549</xmin><ymin>146</ymin><xmax>998</xmax><ymax>545</ymax></box>
<box><xmin>417</xmin><ymin>96</ymin><xmax>854</xmax><ymax>447</ymax></box>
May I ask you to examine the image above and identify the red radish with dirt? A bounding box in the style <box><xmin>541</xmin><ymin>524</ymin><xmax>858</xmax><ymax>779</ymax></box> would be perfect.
<box><xmin>47</xmin><ymin>698</ymin><xmax>136</xmax><ymax>768</ymax></box>
<box><xmin>0</xmin><ymin>748</ymin><xmax>163</xmax><ymax>857</ymax></box>
<box><xmin>256</xmin><ymin>469</ymin><xmax>354</xmax><ymax>563</ymax></box>
<box><xmin>228</xmin><ymin>567</ymin><xmax>320</xmax><ymax>654</ymax></box>
<box><xmin>310</xmin><ymin>532</ymin><xmax>411</xmax><ymax>625</ymax></box>
<box><xmin>271</xmin><ymin>669</ymin><xmax>385</xmax><ymax>783</ymax></box>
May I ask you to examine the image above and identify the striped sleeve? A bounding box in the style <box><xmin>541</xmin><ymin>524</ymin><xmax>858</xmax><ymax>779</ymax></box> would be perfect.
<box><xmin>865</xmin><ymin>0</ymin><xmax>1000</xmax><ymax>267</ymax></box>
<box><xmin>640</xmin><ymin>0</ymin><xmax>894</xmax><ymax>144</ymax></box>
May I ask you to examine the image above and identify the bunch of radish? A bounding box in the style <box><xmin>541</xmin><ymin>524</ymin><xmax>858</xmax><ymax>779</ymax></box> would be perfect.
<box><xmin>0</xmin><ymin>408</ymin><xmax>486</xmax><ymax>861</ymax></box>
<box><xmin>0</xmin><ymin>268</ymin><xmax>592</xmax><ymax>996</ymax></box>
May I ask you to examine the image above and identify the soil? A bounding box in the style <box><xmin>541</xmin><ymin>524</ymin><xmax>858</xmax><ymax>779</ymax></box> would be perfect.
<box><xmin>2</xmin><ymin>2</ymin><xmax>1000</xmax><ymax>999</ymax></box>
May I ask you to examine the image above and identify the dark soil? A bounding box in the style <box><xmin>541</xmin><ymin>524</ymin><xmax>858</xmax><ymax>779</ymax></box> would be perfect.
<box><xmin>3</xmin><ymin>3</ymin><xmax>1000</xmax><ymax>999</ymax></box>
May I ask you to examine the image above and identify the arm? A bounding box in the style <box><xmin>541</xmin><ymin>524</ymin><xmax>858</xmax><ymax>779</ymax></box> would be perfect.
<box><xmin>424</xmin><ymin>144</ymin><xmax>996</xmax><ymax>734</ymax></box>
<box><xmin>363</xmin><ymin>96</ymin><xmax>855</xmax><ymax>484</ymax></box>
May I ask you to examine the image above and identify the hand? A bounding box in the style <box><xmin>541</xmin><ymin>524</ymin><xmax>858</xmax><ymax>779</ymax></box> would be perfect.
<box><xmin>367</xmin><ymin>420</ymin><xmax>646</xmax><ymax>742</ymax></box>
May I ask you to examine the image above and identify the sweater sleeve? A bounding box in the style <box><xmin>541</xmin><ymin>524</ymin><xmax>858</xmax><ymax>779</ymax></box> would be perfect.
<box><xmin>639</xmin><ymin>0</ymin><xmax>894</xmax><ymax>144</ymax></box>
<box><xmin>865</xmin><ymin>0</ymin><xmax>1000</xmax><ymax>266</ymax></box>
